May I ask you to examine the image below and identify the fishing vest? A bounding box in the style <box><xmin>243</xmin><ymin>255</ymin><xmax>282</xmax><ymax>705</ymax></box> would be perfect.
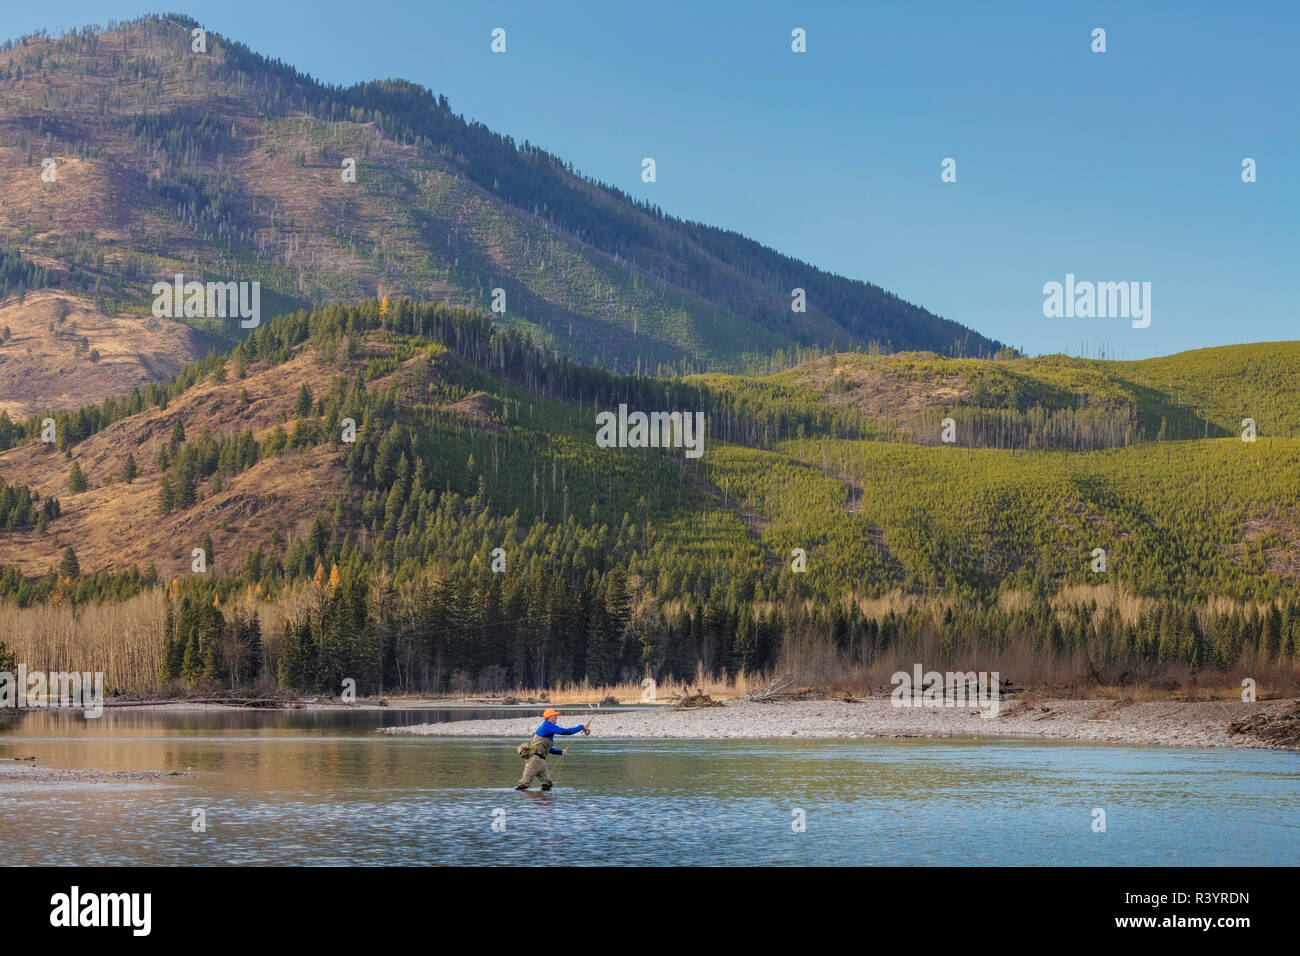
<box><xmin>517</xmin><ymin>734</ymin><xmax>552</xmax><ymax>759</ymax></box>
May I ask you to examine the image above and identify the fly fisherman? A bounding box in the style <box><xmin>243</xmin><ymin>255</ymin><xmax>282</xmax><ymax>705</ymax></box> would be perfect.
<box><xmin>515</xmin><ymin>708</ymin><xmax>590</xmax><ymax>791</ymax></box>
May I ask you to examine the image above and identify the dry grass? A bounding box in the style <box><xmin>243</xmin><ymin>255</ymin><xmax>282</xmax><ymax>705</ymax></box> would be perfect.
<box><xmin>0</xmin><ymin>341</ymin><xmax>355</xmax><ymax>579</ymax></box>
<box><xmin>502</xmin><ymin>665</ymin><xmax>758</xmax><ymax>705</ymax></box>
<box><xmin>0</xmin><ymin>291</ymin><xmax>206</xmax><ymax>419</ymax></box>
<box><xmin>787</xmin><ymin>354</ymin><xmax>974</xmax><ymax>428</ymax></box>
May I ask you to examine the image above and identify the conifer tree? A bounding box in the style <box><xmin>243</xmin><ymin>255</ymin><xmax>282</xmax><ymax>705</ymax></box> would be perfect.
<box><xmin>66</xmin><ymin>461</ymin><xmax>87</xmax><ymax>493</ymax></box>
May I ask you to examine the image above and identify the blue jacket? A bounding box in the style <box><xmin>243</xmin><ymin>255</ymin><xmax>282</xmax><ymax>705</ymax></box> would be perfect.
<box><xmin>535</xmin><ymin>720</ymin><xmax>584</xmax><ymax>754</ymax></box>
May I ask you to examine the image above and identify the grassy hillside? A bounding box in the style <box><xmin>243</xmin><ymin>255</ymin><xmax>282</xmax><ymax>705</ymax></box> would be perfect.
<box><xmin>693</xmin><ymin>343</ymin><xmax>1300</xmax><ymax>449</ymax></box>
<box><xmin>704</xmin><ymin>436</ymin><xmax>1297</xmax><ymax>603</ymax></box>
<box><xmin>0</xmin><ymin>290</ymin><xmax>210</xmax><ymax>418</ymax></box>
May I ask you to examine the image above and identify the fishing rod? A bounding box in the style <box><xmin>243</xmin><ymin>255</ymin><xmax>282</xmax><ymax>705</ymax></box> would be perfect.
<box><xmin>547</xmin><ymin>702</ymin><xmax>597</xmax><ymax>782</ymax></box>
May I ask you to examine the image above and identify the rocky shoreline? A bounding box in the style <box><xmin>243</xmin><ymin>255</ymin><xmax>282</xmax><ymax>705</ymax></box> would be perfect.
<box><xmin>0</xmin><ymin>763</ymin><xmax>197</xmax><ymax>784</ymax></box>
<box><xmin>382</xmin><ymin>697</ymin><xmax>1300</xmax><ymax>751</ymax></box>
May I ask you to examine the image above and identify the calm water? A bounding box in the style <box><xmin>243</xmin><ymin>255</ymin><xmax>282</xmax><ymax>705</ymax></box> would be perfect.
<box><xmin>1</xmin><ymin>708</ymin><xmax>1297</xmax><ymax>866</ymax></box>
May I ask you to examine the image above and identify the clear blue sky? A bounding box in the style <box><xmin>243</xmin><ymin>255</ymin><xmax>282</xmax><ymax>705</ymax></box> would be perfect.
<box><xmin>6</xmin><ymin>1</ymin><xmax>1296</xmax><ymax>358</ymax></box>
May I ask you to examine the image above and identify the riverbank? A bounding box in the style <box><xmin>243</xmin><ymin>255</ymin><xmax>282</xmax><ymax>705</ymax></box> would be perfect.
<box><xmin>98</xmin><ymin>696</ymin><xmax>475</xmax><ymax>712</ymax></box>
<box><xmin>382</xmin><ymin>697</ymin><xmax>1300</xmax><ymax>750</ymax></box>
<box><xmin>0</xmin><ymin>763</ymin><xmax>197</xmax><ymax>784</ymax></box>
<box><xmin>97</xmin><ymin>695</ymin><xmax>650</xmax><ymax>712</ymax></box>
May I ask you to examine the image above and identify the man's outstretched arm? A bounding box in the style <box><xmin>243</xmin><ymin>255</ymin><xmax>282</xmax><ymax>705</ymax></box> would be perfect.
<box><xmin>540</xmin><ymin>720</ymin><xmax>586</xmax><ymax>736</ymax></box>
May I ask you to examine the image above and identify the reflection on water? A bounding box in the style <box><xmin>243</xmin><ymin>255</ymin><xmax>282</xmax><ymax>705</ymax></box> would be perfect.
<box><xmin>2</xmin><ymin>709</ymin><xmax>1297</xmax><ymax>865</ymax></box>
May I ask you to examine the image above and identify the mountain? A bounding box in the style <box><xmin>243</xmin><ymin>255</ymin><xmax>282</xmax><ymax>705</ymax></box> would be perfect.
<box><xmin>3</xmin><ymin>17</ymin><xmax>1298</xmax><ymax>698</ymax></box>
<box><xmin>0</xmin><ymin>12</ymin><xmax>1001</xmax><ymax>398</ymax></box>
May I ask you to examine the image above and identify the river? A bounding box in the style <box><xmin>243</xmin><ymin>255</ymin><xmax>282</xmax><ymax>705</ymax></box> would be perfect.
<box><xmin>2</xmin><ymin>708</ymin><xmax>1296</xmax><ymax>865</ymax></box>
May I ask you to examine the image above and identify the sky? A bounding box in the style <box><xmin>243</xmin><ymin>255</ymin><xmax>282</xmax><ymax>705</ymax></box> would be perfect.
<box><xmin>3</xmin><ymin>1</ymin><xmax>1296</xmax><ymax>358</ymax></box>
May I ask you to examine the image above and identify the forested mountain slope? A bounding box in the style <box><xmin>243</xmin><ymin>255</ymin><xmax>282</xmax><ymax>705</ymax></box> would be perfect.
<box><xmin>1</xmin><ymin>300</ymin><xmax>1297</xmax><ymax>694</ymax></box>
<box><xmin>0</xmin><ymin>13</ymin><xmax>1001</xmax><ymax>391</ymax></box>
<box><xmin>693</xmin><ymin>342</ymin><xmax>1300</xmax><ymax>449</ymax></box>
